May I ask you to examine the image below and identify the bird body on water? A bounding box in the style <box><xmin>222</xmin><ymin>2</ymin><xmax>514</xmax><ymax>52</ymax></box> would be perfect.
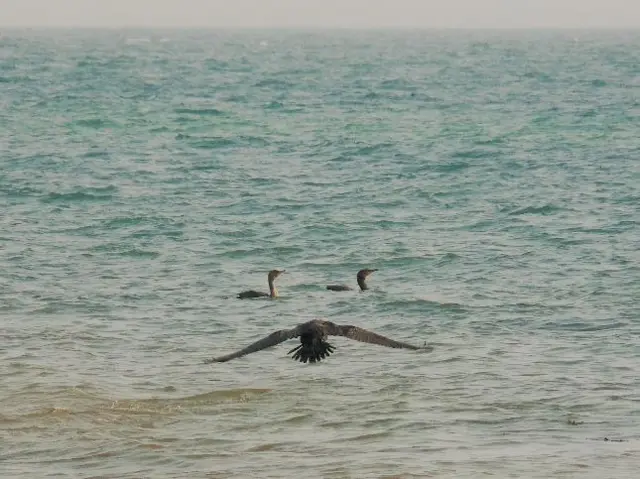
<box><xmin>327</xmin><ymin>268</ymin><xmax>378</xmax><ymax>291</ymax></box>
<box><xmin>237</xmin><ymin>269</ymin><xmax>285</xmax><ymax>299</ymax></box>
<box><xmin>205</xmin><ymin>319</ymin><xmax>429</xmax><ymax>364</ymax></box>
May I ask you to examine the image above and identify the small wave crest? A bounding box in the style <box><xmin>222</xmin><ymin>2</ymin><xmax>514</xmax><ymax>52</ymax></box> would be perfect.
<box><xmin>41</xmin><ymin>186</ymin><xmax>118</xmax><ymax>203</ymax></box>
<box><xmin>381</xmin><ymin>297</ymin><xmax>466</xmax><ymax>313</ymax></box>
<box><xmin>507</xmin><ymin>204</ymin><xmax>562</xmax><ymax>216</ymax></box>
<box><xmin>174</xmin><ymin>107</ymin><xmax>225</xmax><ymax>116</ymax></box>
<box><xmin>1</xmin><ymin>386</ymin><xmax>272</xmax><ymax>430</ymax></box>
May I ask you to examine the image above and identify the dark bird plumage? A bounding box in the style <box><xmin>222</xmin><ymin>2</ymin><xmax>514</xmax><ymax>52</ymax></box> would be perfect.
<box><xmin>327</xmin><ymin>268</ymin><xmax>378</xmax><ymax>292</ymax></box>
<box><xmin>204</xmin><ymin>319</ymin><xmax>429</xmax><ymax>364</ymax></box>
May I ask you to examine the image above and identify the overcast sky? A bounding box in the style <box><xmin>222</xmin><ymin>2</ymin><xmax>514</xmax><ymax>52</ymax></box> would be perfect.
<box><xmin>0</xmin><ymin>0</ymin><xmax>638</xmax><ymax>28</ymax></box>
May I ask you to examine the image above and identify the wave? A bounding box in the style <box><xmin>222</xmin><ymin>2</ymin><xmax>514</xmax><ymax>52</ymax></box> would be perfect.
<box><xmin>41</xmin><ymin>186</ymin><xmax>118</xmax><ymax>203</ymax></box>
<box><xmin>507</xmin><ymin>204</ymin><xmax>563</xmax><ymax>216</ymax></box>
<box><xmin>381</xmin><ymin>297</ymin><xmax>466</xmax><ymax>312</ymax></box>
<box><xmin>173</xmin><ymin>107</ymin><xmax>225</xmax><ymax>116</ymax></box>
<box><xmin>1</xmin><ymin>386</ymin><xmax>273</xmax><ymax>430</ymax></box>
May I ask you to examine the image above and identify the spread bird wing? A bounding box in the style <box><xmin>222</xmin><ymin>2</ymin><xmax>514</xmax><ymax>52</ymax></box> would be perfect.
<box><xmin>205</xmin><ymin>327</ymin><xmax>301</xmax><ymax>363</ymax></box>
<box><xmin>332</xmin><ymin>324</ymin><xmax>421</xmax><ymax>350</ymax></box>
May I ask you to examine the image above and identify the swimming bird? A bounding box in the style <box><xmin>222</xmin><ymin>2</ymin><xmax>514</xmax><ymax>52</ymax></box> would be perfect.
<box><xmin>327</xmin><ymin>268</ymin><xmax>378</xmax><ymax>292</ymax></box>
<box><xmin>237</xmin><ymin>269</ymin><xmax>285</xmax><ymax>299</ymax></box>
<box><xmin>204</xmin><ymin>319</ymin><xmax>428</xmax><ymax>364</ymax></box>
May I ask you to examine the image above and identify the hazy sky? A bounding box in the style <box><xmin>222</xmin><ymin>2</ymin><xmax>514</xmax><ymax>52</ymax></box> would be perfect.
<box><xmin>0</xmin><ymin>0</ymin><xmax>638</xmax><ymax>28</ymax></box>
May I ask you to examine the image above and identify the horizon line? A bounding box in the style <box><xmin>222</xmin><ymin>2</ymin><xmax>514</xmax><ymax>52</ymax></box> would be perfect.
<box><xmin>1</xmin><ymin>25</ymin><xmax>640</xmax><ymax>30</ymax></box>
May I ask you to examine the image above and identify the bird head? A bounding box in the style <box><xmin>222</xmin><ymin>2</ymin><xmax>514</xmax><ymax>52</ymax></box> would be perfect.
<box><xmin>268</xmin><ymin>269</ymin><xmax>285</xmax><ymax>282</ymax></box>
<box><xmin>357</xmin><ymin>268</ymin><xmax>378</xmax><ymax>281</ymax></box>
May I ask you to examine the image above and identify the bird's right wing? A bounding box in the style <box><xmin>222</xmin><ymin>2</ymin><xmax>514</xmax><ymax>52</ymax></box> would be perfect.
<box><xmin>333</xmin><ymin>324</ymin><xmax>421</xmax><ymax>350</ymax></box>
<box><xmin>204</xmin><ymin>327</ymin><xmax>301</xmax><ymax>363</ymax></box>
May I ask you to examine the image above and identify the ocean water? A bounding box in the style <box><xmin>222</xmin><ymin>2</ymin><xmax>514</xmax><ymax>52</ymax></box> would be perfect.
<box><xmin>1</xmin><ymin>28</ymin><xmax>639</xmax><ymax>478</ymax></box>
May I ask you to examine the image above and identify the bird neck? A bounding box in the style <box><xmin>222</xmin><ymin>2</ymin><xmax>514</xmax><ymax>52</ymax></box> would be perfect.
<box><xmin>357</xmin><ymin>277</ymin><xmax>368</xmax><ymax>291</ymax></box>
<box><xmin>269</xmin><ymin>279</ymin><xmax>278</xmax><ymax>298</ymax></box>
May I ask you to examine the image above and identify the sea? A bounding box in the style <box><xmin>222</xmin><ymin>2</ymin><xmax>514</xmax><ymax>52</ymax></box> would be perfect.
<box><xmin>1</xmin><ymin>28</ymin><xmax>639</xmax><ymax>478</ymax></box>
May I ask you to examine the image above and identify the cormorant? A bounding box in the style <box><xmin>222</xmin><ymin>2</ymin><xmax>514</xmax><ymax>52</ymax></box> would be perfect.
<box><xmin>204</xmin><ymin>319</ymin><xmax>429</xmax><ymax>364</ymax></box>
<box><xmin>327</xmin><ymin>268</ymin><xmax>377</xmax><ymax>291</ymax></box>
<box><xmin>237</xmin><ymin>269</ymin><xmax>285</xmax><ymax>299</ymax></box>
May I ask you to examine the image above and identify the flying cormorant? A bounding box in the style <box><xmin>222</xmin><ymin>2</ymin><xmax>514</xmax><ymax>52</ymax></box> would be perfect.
<box><xmin>205</xmin><ymin>319</ymin><xmax>429</xmax><ymax>364</ymax></box>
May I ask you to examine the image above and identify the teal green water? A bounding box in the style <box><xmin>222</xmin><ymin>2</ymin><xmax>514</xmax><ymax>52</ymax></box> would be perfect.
<box><xmin>1</xmin><ymin>29</ymin><xmax>639</xmax><ymax>478</ymax></box>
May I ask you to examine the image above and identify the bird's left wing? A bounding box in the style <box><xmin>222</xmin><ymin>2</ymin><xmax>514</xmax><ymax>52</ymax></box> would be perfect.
<box><xmin>333</xmin><ymin>324</ymin><xmax>422</xmax><ymax>350</ymax></box>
